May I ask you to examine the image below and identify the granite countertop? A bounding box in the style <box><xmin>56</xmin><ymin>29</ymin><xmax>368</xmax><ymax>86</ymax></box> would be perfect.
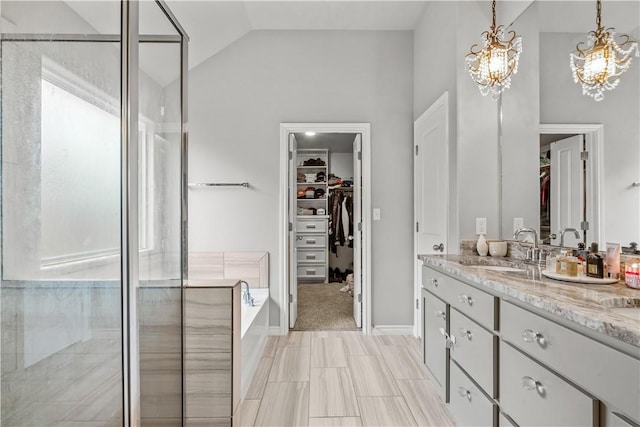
<box><xmin>419</xmin><ymin>254</ymin><xmax>640</xmax><ymax>349</ymax></box>
<box><xmin>185</xmin><ymin>279</ymin><xmax>241</xmax><ymax>288</ymax></box>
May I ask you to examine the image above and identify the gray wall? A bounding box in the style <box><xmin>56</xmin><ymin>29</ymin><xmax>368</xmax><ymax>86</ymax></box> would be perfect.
<box><xmin>413</xmin><ymin>1</ymin><xmax>459</xmax><ymax>249</ymax></box>
<box><xmin>501</xmin><ymin>2</ymin><xmax>540</xmax><ymax>239</ymax></box>
<box><xmin>188</xmin><ymin>30</ymin><xmax>414</xmax><ymax>327</ymax></box>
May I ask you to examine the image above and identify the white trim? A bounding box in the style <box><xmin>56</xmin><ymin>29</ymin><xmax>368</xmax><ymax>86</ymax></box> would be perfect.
<box><xmin>269</xmin><ymin>326</ymin><xmax>283</xmax><ymax>336</ymax></box>
<box><xmin>539</xmin><ymin>123</ymin><xmax>604</xmax><ymax>247</ymax></box>
<box><xmin>413</xmin><ymin>92</ymin><xmax>450</xmax><ymax>338</ymax></box>
<box><xmin>372</xmin><ymin>325</ymin><xmax>414</xmax><ymax>336</ymax></box>
<box><xmin>279</xmin><ymin>123</ymin><xmax>372</xmax><ymax>336</ymax></box>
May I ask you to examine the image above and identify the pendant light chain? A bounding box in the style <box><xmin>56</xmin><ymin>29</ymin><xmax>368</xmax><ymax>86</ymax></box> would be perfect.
<box><xmin>596</xmin><ymin>0</ymin><xmax>601</xmax><ymax>30</ymax></box>
<box><xmin>491</xmin><ymin>0</ymin><xmax>497</xmax><ymax>31</ymax></box>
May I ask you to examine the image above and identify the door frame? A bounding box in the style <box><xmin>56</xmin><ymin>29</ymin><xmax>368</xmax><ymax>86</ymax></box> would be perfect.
<box><xmin>539</xmin><ymin>123</ymin><xmax>604</xmax><ymax>247</ymax></box>
<box><xmin>413</xmin><ymin>92</ymin><xmax>451</xmax><ymax>338</ymax></box>
<box><xmin>279</xmin><ymin>123</ymin><xmax>372</xmax><ymax>335</ymax></box>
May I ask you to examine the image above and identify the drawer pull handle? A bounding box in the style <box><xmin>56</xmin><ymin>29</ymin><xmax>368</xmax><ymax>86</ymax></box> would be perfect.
<box><xmin>457</xmin><ymin>387</ymin><xmax>472</xmax><ymax>401</ymax></box>
<box><xmin>522</xmin><ymin>329</ymin><xmax>544</xmax><ymax>344</ymax></box>
<box><xmin>522</xmin><ymin>376</ymin><xmax>545</xmax><ymax>395</ymax></box>
<box><xmin>457</xmin><ymin>294</ymin><xmax>473</xmax><ymax>305</ymax></box>
<box><xmin>458</xmin><ymin>328</ymin><xmax>472</xmax><ymax>340</ymax></box>
<box><xmin>430</xmin><ymin>278</ymin><xmax>439</xmax><ymax>287</ymax></box>
<box><xmin>306</xmin><ymin>224</ymin><xmax>317</xmax><ymax>229</ymax></box>
<box><xmin>434</xmin><ymin>310</ymin><xmax>446</xmax><ymax>320</ymax></box>
<box><xmin>306</xmin><ymin>270</ymin><xmax>316</xmax><ymax>275</ymax></box>
<box><xmin>439</xmin><ymin>327</ymin><xmax>456</xmax><ymax>348</ymax></box>
<box><xmin>306</xmin><ymin>254</ymin><xmax>316</xmax><ymax>259</ymax></box>
<box><xmin>307</xmin><ymin>239</ymin><xmax>316</xmax><ymax>244</ymax></box>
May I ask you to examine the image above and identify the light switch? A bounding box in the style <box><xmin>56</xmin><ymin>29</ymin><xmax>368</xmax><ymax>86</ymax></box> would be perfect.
<box><xmin>373</xmin><ymin>208</ymin><xmax>381</xmax><ymax>221</ymax></box>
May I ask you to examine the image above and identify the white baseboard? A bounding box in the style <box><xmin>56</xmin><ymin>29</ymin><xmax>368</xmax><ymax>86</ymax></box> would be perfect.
<box><xmin>269</xmin><ymin>326</ymin><xmax>284</xmax><ymax>336</ymax></box>
<box><xmin>372</xmin><ymin>325</ymin><xmax>414</xmax><ymax>336</ymax></box>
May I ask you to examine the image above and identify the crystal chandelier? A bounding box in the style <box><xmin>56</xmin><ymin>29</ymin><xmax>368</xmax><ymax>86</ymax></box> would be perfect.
<box><xmin>465</xmin><ymin>0</ymin><xmax>522</xmax><ymax>98</ymax></box>
<box><xmin>570</xmin><ymin>0</ymin><xmax>639</xmax><ymax>101</ymax></box>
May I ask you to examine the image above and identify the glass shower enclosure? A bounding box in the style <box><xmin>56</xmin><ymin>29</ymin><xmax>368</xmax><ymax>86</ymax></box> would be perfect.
<box><xmin>0</xmin><ymin>1</ymin><xmax>188</xmax><ymax>425</ymax></box>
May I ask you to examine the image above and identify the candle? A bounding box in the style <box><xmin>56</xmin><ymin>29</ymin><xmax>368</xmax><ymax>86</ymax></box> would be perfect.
<box><xmin>625</xmin><ymin>261</ymin><xmax>640</xmax><ymax>289</ymax></box>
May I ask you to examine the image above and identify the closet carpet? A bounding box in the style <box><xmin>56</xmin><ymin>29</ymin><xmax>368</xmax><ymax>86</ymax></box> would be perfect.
<box><xmin>293</xmin><ymin>283</ymin><xmax>357</xmax><ymax>331</ymax></box>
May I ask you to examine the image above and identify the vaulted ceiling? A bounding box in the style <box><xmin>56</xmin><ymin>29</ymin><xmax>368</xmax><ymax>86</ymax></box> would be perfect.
<box><xmin>62</xmin><ymin>1</ymin><xmax>639</xmax><ymax>87</ymax></box>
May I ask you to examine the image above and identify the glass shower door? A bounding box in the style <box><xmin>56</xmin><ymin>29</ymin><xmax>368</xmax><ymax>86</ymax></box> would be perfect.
<box><xmin>1</xmin><ymin>26</ymin><xmax>124</xmax><ymax>427</ymax></box>
<box><xmin>137</xmin><ymin>3</ymin><xmax>186</xmax><ymax>425</ymax></box>
<box><xmin>0</xmin><ymin>1</ymin><xmax>188</xmax><ymax>425</ymax></box>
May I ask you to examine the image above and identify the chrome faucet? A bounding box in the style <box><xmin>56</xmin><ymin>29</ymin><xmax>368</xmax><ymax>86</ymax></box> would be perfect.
<box><xmin>241</xmin><ymin>280</ymin><xmax>254</xmax><ymax>306</ymax></box>
<box><xmin>514</xmin><ymin>228</ymin><xmax>543</xmax><ymax>264</ymax></box>
<box><xmin>559</xmin><ymin>228</ymin><xmax>581</xmax><ymax>247</ymax></box>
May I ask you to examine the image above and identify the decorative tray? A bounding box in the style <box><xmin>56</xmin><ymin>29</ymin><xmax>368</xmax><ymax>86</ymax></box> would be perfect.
<box><xmin>541</xmin><ymin>270</ymin><xmax>618</xmax><ymax>285</ymax></box>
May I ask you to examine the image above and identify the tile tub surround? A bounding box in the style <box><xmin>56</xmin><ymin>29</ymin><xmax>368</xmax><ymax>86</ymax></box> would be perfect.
<box><xmin>188</xmin><ymin>252</ymin><xmax>269</xmax><ymax>288</ymax></box>
<box><xmin>418</xmin><ymin>254</ymin><xmax>640</xmax><ymax>349</ymax></box>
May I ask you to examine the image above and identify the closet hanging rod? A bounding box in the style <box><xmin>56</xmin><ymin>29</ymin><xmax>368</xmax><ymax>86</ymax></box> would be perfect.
<box><xmin>188</xmin><ymin>182</ymin><xmax>251</xmax><ymax>188</ymax></box>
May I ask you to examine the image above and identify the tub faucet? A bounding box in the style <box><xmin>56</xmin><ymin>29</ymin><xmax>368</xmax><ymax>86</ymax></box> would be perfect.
<box><xmin>241</xmin><ymin>281</ymin><xmax>254</xmax><ymax>306</ymax></box>
<box><xmin>559</xmin><ymin>228</ymin><xmax>581</xmax><ymax>247</ymax></box>
<box><xmin>514</xmin><ymin>227</ymin><xmax>543</xmax><ymax>264</ymax></box>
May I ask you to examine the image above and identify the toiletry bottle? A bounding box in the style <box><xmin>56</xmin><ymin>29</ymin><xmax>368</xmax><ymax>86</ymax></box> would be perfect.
<box><xmin>606</xmin><ymin>243</ymin><xmax>621</xmax><ymax>280</ymax></box>
<box><xmin>586</xmin><ymin>243</ymin><xmax>604</xmax><ymax>279</ymax></box>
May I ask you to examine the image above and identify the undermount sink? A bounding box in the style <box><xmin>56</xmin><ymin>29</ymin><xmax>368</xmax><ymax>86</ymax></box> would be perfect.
<box><xmin>591</xmin><ymin>297</ymin><xmax>640</xmax><ymax>322</ymax></box>
<box><xmin>476</xmin><ymin>266</ymin><xmax>527</xmax><ymax>273</ymax></box>
<box><xmin>595</xmin><ymin>297</ymin><xmax>640</xmax><ymax>308</ymax></box>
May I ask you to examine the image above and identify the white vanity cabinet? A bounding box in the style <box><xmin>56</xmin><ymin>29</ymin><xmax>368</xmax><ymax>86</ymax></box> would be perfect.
<box><xmin>422</xmin><ymin>265</ymin><xmax>499</xmax><ymax>425</ymax></box>
<box><xmin>501</xmin><ymin>300</ymin><xmax>640</xmax><ymax>425</ymax></box>
<box><xmin>500</xmin><ymin>341</ymin><xmax>598</xmax><ymax>426</ymax></box>
<box><xmin>421</xmin><ymin>287</ymin><xmax>448</xmax><ymax>399</ymax></box>
<box><xmin>421</xmin><ymin>261</ymin><xmax>640</xmax><ymax>427</ymax></box>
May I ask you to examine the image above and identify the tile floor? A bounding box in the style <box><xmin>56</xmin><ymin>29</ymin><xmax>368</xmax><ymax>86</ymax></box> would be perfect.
<box><xmin>235</xmin><ymin>331</ymin><xmax>457</xmax><ymax>427</ymax></box>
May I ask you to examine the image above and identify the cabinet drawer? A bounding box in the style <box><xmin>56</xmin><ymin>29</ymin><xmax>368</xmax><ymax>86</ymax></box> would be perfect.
<box><xmin>449</xmin><ymin>361</ymin><xmax>496</xmax><ymax>427</ymax></box>
<box><xmin>296</xmin><ymin>234</ymin><xmax>326</xmax><ymax>248</ymax></box>
<box><xmin>501</xmin><ymin>300</ymin><xmax>640</xmax><ymax>421</ymax></box>
<box><xmin>422</xmin><ymin>266</ymin><xmax>497</xmax><ymax>331</ymax></box>
<box><xmin>296</xmin><ymin>218</ymin><xmax>327</xmax><ymax>233</ymax></box>
<box><xmin>297</xmin><ymin>265</ymin><xmax>326</xmax><ymax>279</ymax></box>
<box><xmin>297</xmin><ymin>249</ymin><xmax>326</xmax><ymax>264</ymax></box>
<box><xmin>448</xmin><ymin>279</ymin><xmax>497</xmax><ymax>331</ymax></box>
<box><xmin>500</xmin><ymin>341</ymin><xmax>597</xmax><ymax>427</ymax></box>
<box><xmin>422</xmin><ymin>289</ymin><xmax>448</xmax><ymax>398</ymax></box>
<box><xmin>422</xmin><ymin>266</ymin><xmax>456</xmax><ymax>302</ymax></box>
<box><xmin>450</xmin><ymin>308</ymin><xmax>497</xmax><ymax>397</ymax></box>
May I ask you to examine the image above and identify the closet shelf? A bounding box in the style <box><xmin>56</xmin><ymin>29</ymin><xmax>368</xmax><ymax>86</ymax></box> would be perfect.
<box><xmin>297</xmin><ymin>215</ymin><xmax>329</xmax><ymax>219</ymax></box>
<box><xmin>297</xmin><ymin>198</ymin><xmax>327</xmax><ymax>202</ymax></box>
<box><xmin>297</xmin><ymin>182</ymin><xmax>327</xmax><ymax>185</ymax></box>
<box><xmin>297</xmin><ymin>165</ymin><xmax>327</xmax><ymax>169</ymax></box>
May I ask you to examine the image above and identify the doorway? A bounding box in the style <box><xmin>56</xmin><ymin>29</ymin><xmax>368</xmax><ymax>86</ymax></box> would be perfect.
<box><xmin>279</xmin><ymin>123</ymin><xmax>371</xmax><ymax>335</ymax></box>
<box><xmin>539</xmin><ymin>124</ymin><xmax>604</xmax><ymax>248</ymax></box>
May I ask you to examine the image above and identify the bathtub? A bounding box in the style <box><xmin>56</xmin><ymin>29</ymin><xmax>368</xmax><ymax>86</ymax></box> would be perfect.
<box><xmin>240</xmin><ymin>288</ymin><xmax>270</xmax><ymax>400</ymax></box>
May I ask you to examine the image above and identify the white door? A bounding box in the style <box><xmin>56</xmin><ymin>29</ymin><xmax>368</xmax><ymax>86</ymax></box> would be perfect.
<box><xmin>289</xmin><ymin>133</ymin><xmax>298</xmax><ymax>329</ymax></box>
<box><xmin>352</xmin><ymin>134</ymin><xmax>363</xmax><ymax>328</ymax></box>
<box><xmin>414</xmin><ymin>93</ymin><xmax>449</xmax><ymax>337</ymax></box>
<box><xmin>550</xmin><ymin>135</ymin><xmax>584</xmax><ymax>248</ymax></box>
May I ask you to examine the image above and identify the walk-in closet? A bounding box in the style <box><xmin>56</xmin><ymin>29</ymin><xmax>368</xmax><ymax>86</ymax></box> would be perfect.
<box><xmin>290</xmin><ymin>132</ymin><xmax>361</xmax><ymax>331</ymax></box>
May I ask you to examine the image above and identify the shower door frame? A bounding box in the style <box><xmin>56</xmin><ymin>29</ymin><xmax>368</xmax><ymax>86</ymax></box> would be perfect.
<box><xmin>0</xmin><ymin>1</ymin><xmax>189</xmax><ymax>425</ymax></box>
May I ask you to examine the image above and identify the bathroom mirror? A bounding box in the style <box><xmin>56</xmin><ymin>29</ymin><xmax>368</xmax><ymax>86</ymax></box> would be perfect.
<box><xmin>502</xmin><ymin>0</ymin><xmax>640</xmax><ymax>249</ymax></box>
